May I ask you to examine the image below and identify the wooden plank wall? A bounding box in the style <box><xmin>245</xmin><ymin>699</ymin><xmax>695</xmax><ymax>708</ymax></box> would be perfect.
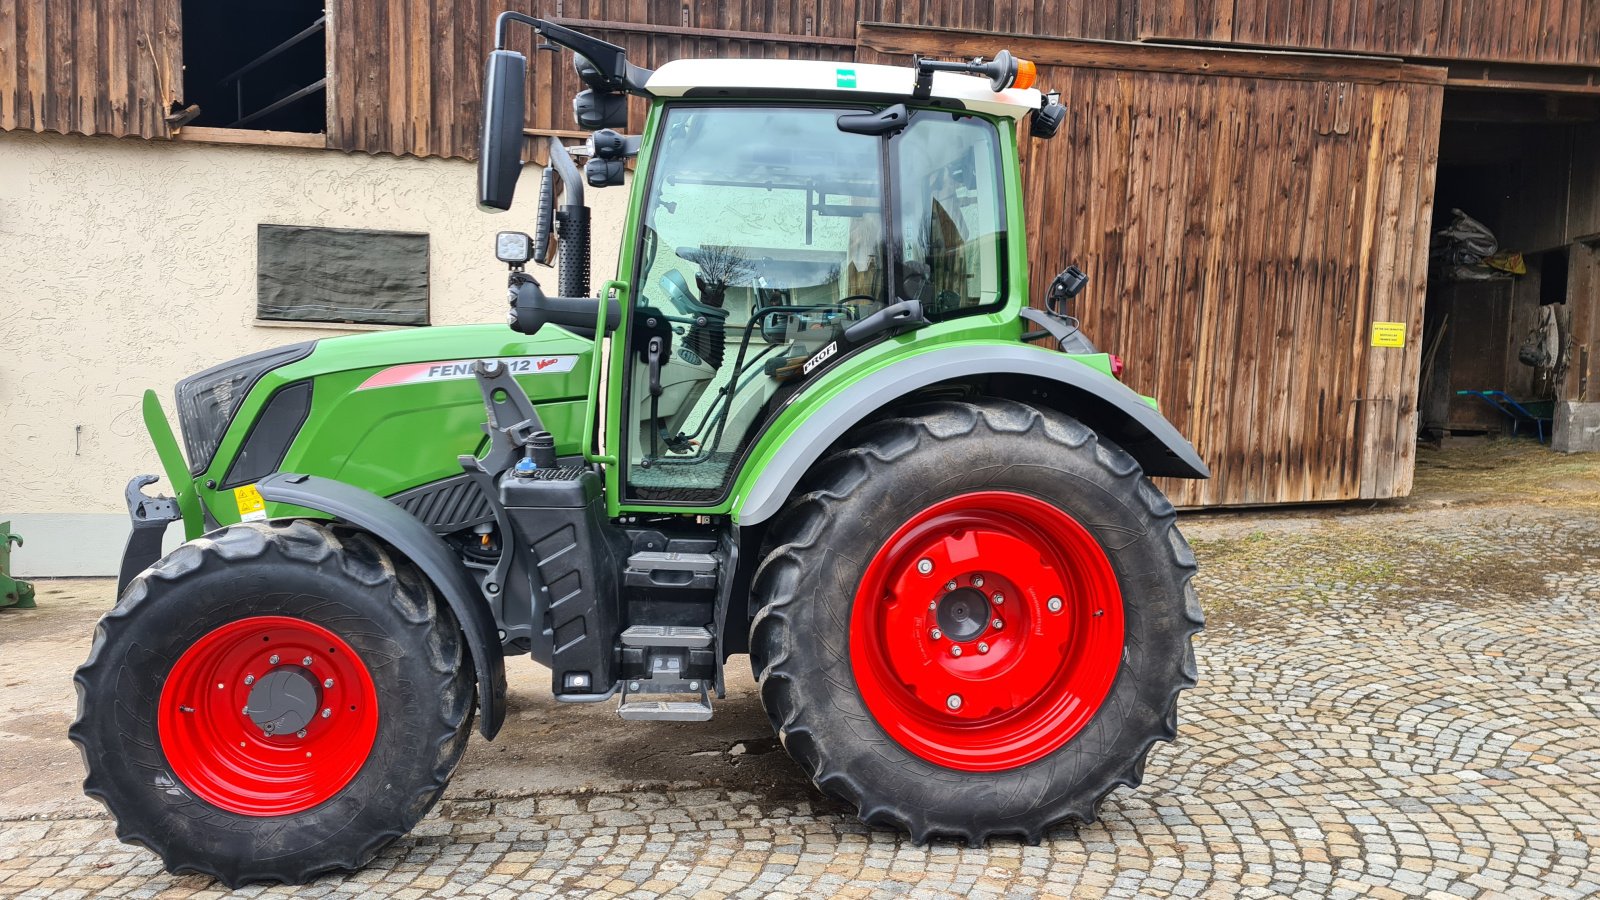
<box><xmin>0</xmin><ymin>0</ymin><xmax>180</xmax><ymax>138</ymax></box>
<box><xmin>1142</xmin><ymin>0</ymin><xmax>1600</xmax><ymax>66</ymax></box>
<box><xmin>862</xmin><ymin>24</ymin><xmax>1444</xmax><ymax>506</ymax></box>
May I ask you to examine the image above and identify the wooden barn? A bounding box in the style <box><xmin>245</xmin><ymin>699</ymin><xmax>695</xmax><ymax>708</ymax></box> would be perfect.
<box><xmin>3</xmin><ymin>0</ymin><xmax>1599</xmax><ymax>539</ymax></box>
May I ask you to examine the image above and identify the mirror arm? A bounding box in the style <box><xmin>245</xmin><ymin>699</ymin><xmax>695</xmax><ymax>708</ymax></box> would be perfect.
<box><xmin>494</xmin><ymin>13</ymin><xmax>653</xmax><ymax>94</ymax></box>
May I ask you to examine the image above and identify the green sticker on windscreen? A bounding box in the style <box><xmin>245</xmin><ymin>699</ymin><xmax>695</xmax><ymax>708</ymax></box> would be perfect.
<box><xmin>836</xmin><ymin>68</ymin><xmax>857</xmax><ymax>88</ymax></box>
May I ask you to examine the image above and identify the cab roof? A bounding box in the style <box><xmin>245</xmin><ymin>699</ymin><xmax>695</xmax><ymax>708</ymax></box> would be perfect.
<box><xmin>644</xmin><ymin>59</ymin><xmax>1042</xmax><ymax>119</ymax></box>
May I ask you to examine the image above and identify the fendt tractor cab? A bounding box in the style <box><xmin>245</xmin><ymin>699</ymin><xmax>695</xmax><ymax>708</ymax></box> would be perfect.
<box><xmin>72</xmin><ymin>15</ymin><xmax>1208</xmax><ymax>886</ymax></box>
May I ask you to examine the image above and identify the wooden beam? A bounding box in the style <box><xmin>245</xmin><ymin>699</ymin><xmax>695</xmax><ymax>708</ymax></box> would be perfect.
<box><xmin>552</xmin><ymin>17</ymin><xmax>856</xmax><ymax>49</ymax></box>
<box><xmin>857</xmin><ymin>23</ymin><xmax>1449</xmax><ymax>86</ymax></box>
<box><xmin>173</xmin><ymin>125</ymin><xmax>328</xmax><ymax>149</ymax></box>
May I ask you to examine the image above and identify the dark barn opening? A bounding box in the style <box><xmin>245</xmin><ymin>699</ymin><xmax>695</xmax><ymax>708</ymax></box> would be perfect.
<box><xmin>1419</xmin><ymin>90</ymin><xmax>1600</xmax><ymax>445</ymax></box>
<box><xmin>181</xmin><ymin>0</ymin><xmax>327</xmax><ymax>133</ymax></box>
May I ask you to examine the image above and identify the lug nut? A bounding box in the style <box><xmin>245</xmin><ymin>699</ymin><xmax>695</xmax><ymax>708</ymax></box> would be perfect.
<box><xmin>323</xmin><ymin>678</ymin><xmax>334</xmax><ymax>688</ymax></box>
<box><xmin>243</xmin><ymin>674</ymin><xmax>255</xmax><ymax>685</ymax></box>
<box><xmin>972</xmin><ymin>575</ymin><xmax>985</xmax><ymax>588</ymax></box>
<box><xmin>917</xmin><ymin>558</ymin><xmax>933</xmax><ymax>575</ymax></box>
<box><xmin>946</xmin><ymin>580</ymin><xmax>958</xmax><ymax>592</ymax></box>
<box><xmin>216</xmin><ymin>682</ymin><xmax>224</xmax><ymax>690</ymax></box>
<box><xmin>978</xmin><ymin>642</ymin><xmax>990</xmax><ymax>654</ymax></box>
<box><xmin>268</xmin><ymin>654</ymin><xmax>280</xmax><ymax>665</ymax></box>
<box><xmin>929</xmin><ymin>628</ymin><xmax>942</xmax><ymax>640</ymax></box>
<box><xmin>1048</xmin><ymin>596</ymin><xmax>1063</xmax><ymax>613</ymax></box>
<box><xmin>302</xmin><ymin>656</ymin><xmax>313</xmax><ymax>666</ymax></box>
<box><xmin>320</xmin><ymin>708</ymin><xmax>331</xmax><ymax>719</ymax></box>
<box><xmin>950</xmin><ymin>645</ymin><xmax>963</xmax><ymax>657</ymax></box>
<box><xmin>296</xmin><ymin>729</ymin><xmax>307</xmax><ymax>739</ymax></box>
<box><xmin>929</xmin><ymin>601</ymin><xmax>938</xmax><ymax>611</ymax></box>
<box><xmin>992</xmin><ymin>592</ymin><xmax>1004</xmax><ymax>605</ymax></box>
<box><xmin>946</xmin><ymin>694</ymin><xmax>962</xmax><ymax>710</ymax></box>
<box><xmin>241</xmin><ymin>705</ymin><xmax>249</xmax><ymax>716</ymax></box>
<box><xmin>992</xmin><ymin>618</ymin><xmax>1004</xmax><ymax>630</ymax></box>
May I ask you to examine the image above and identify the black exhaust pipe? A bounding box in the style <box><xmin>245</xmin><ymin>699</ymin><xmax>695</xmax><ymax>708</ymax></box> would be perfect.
<box><xmin>546</xmin><ymin>138</ymin><xmax>590</xmax><ymax>300</ymax></box>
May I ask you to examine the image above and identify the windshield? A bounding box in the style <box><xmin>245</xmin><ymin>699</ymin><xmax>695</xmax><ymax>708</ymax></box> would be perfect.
<box><xmin>624</xmin><ymin>104</ymin><xmax>1006</xmax><ymax>504</ymax></box>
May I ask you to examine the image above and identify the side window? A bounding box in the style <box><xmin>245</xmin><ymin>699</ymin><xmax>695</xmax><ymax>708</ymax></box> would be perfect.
<box><xmin>625</xmin><ymin>106</ymin><xmax>885</xmax><ymax>503</ymax></box>
<box><xmin>894</xmin><ymin>115</ymin><xmax>1007</xmax><ymax>317</ymax></box>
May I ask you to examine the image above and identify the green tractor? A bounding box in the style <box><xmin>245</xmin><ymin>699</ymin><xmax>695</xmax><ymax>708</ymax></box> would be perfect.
<box><xmin>72</xmin><ymin>16</ymin><xmax>1207</xmax><ymax>886</ymax></box>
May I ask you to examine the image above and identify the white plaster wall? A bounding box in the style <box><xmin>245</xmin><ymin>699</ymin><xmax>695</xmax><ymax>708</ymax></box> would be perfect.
<box><xmin>0</xmin><ymin>129</ymin><xmax>628</xmax><ymax>575</ymax></box>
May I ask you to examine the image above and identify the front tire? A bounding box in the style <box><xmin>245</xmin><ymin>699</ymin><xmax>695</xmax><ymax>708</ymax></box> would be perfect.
<box><xmin>70</xmin><ymin>520</ymin><xmax>474</xmax><ymax>887</ymax></box>
<box><xmin>750</xmin><ymin>399</ymin><xmax>1203</xmax><ymax>842</ymax></box>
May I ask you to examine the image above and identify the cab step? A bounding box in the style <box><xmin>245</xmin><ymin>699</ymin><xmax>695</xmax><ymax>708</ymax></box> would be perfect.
<box><xmin>617</xmin><ymin>677</ymin><xmax>713</xmax><ymax>721</ymax></box>
<box><xmin>621</xmin><ymin>624</ymin><xmax>713</xmax><ymax>648</ymax></box>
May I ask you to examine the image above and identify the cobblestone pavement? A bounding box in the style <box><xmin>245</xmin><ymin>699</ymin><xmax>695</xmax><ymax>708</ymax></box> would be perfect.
<box><xmin>3</xmin><ymin>450</ymin><xmax>1599</xmax><ymax>898</ymax></box>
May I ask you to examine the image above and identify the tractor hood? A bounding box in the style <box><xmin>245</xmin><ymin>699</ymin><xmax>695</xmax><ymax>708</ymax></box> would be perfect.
<box><xmin>168</xmin><ymin>324</ymin><xmax>597</xmax><ymax>529</ymax></box>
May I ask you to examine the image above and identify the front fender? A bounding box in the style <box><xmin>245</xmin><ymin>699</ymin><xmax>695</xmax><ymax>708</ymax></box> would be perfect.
<box><xmin>733</xmin><ymin>343</ymin><xmax>1209</xmax><ymax>526</ymax></box>
<box><xmin>255</xmin><ymin>473</ymin><xmax>507</xmax><ymax>739</ymax></box>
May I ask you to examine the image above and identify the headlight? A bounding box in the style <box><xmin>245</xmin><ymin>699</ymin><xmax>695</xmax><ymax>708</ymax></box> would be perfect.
<box><xmin>174</xmin><ymin>342</ymin><xmax>315</xmax><ymax>476</ymax></box>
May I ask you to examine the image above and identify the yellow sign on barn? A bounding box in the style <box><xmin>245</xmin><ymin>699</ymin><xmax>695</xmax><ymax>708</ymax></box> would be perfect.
<box><xmin>1371</xmin><ymin>322</ymin><xmax>1406</xmax><ymax>348</ymax></box>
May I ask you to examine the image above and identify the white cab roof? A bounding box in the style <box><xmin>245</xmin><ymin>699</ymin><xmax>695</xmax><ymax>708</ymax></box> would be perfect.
<box><xmin>645</xmin><ymin>59</ymin><xmax>1042</xmax><ymax>119</ymax></box>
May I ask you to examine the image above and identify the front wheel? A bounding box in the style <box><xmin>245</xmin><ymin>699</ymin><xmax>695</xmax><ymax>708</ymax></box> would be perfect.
<box><xmin>70</xmin><ymin>520</ymin><xmax>474</xmax><ymax>887</ymax></box>
<box><xmin>750</xmin><ymin>398</ymin><xmax>1203</xmax><ymax>843</ymax></box>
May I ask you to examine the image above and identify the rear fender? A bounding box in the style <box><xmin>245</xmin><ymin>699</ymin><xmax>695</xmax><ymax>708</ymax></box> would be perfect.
<box><xmin>733</xmin><ymin>344</ymin><xmax>1209</xmax><ymax>526</ymax></box>
<box><xmin>255</xmin><ymin>473</ymin><xmax>507</xmax><ymax>739</ymax></box>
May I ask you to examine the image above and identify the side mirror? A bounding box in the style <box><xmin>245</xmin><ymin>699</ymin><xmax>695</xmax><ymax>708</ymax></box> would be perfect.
<box><xmin>478</xmin><ymin>49</ymin><xmax>528</xmax><ymax>211</ymax></box>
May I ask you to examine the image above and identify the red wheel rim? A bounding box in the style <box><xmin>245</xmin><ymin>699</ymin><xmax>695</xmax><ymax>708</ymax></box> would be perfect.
<box><xmin>849</xmin><ymin>491</ymin><xmax>1124</xmax><ymax>771</ymax></box>
<box><xmin>157</xmin><ymin>616</ymin><xmax>379</xmax><ymax>816</ymax></box>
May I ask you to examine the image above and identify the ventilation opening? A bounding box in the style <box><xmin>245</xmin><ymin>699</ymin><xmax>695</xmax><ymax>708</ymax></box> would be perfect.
<box><xmin>182</xmin><ymin>0</ymin><xmax>326</xmax><ymax>133</ymax></box>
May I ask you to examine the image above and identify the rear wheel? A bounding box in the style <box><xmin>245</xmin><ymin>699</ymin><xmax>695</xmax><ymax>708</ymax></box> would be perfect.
<box><xmin>71</xmin><ymin>520</ymin><xmax>474</xmax><ymax>887</ymax></box>
<box><xmin>750</xmin><ymin>398</ymin><xmax>1202</xmax><ymax>842</ymax></box>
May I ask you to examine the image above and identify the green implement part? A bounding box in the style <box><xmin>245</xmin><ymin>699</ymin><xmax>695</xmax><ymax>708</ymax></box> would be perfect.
<box><xmin>0</xmin><ymin>522</ymin><xmax>35</xmax><ymax>610</ymax></box>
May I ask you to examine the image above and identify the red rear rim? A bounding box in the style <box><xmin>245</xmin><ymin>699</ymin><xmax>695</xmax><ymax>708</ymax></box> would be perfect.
<box><xmin>849</xmin><ymin>490</ymin><xmax>1124</xmax><ymax>771</ymax></box>
<box><xmin>157</xmin><ymin>616</ymin><xmax>379</xmax><ymax>816</ymax></box>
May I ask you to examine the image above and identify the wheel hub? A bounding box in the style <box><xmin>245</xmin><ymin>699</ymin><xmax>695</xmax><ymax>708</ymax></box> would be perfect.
<box><xmin>934</xmin><ymin>587</ymin><xmax>990</xmax><ymax>642</ymax></box>
<box><xmin>157</xmin><ymin>616</ymin><xmax>378</xmax><ymax>816</ymax></box>
<box><xmin>245</xmin><ymin>667</ymin><xmax>320</xmax><ymax>736</ymax></box>
<box><xmin>849</xmin><ymin>490</ymin><xmax>1125</xmax><ymax>771</ymax></box>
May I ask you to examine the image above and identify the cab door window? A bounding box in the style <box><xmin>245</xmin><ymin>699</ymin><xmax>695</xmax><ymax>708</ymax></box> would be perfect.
<box><xmin>624</xmin><ymin>105</ymin><xmax>886</xmax><ymax>502</ymax></box>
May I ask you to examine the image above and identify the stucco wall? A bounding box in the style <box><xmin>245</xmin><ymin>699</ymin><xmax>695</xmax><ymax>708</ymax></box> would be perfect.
<box><xmin>0</xmin><ymin>129</ymin><xmax>628</xmax><ymax>575</ymax></box>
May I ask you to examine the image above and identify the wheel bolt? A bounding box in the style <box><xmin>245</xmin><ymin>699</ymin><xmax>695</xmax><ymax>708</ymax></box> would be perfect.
<box><xmin>1048</xmin><ymin>596</ymin><xmax>1063</xmax><ymax>613</ymax></box>
<box><xmin>241</xmin><ymin>705</ymin><xmax>249</xmax><ymax>716</ymax></box>
<box><xmin>992</xmin><ymin>618</ymin><xmax>1004</xmax><ymax>630</ymax></box>
<box><xmin>978</xmin><ymin>642</ymin><xmax>990</xmax><ymax>654</ymax></box>
<box><xmin>323</xmin><ymin>678</ymin><xmax>334</xmax><ymax>688</ymax></box>
<box><xmin>929</xmin><ymin>601</ymin><xmax>937</xmax><ymax>611</ymax></box>
<box><xmin>950</xmin><ymin>645</ymin><xmax>962</xmax><ymax>657</ymax></box>
<box><xmin>992</xmin><ymin>592</ymin><xmax>1004</xmax><ymax>605</ymax></box>
<box><xmin>268</xmin><ymin>654</ymin><xmax>280</xmax><ymax>665</ymax></box>
<box><xmin>946</xmin><ymin>694</ymin><xmax>962</xmax><ymax>710</ymax></box>
<box><xmin>972</xmin><ymin>575</ymin><xmax>984</xmax><ymax>588</ymax></box>
<box><xmin>929</xmin><ymin>628</ymin><xmax>942</xmax><ymax>640</ymax></box>
<box><xmin>320</xmin><ymin>708</ymin><xmax>331</xmax><ymax>719</ymax></box>
<box><xmin>302</xmin><ymin>656</ymin><xmax>313</xmax><ymax>666</ymax></box>
<box><xmin>945</xmin><ymin>580</ymin><xmax>958</xmax><ymax>592</ymax></box>
<box><xmin>917</xmin><ymin>558</ymin><xmax>933</xmax><ymax>575</ymax></box>
<box><xmin>243</xmin><ymin>674</ymin><xmax>255</xmax><ymax>685</ymax></box>
<box><xmin>296</xmin><ymin>729</ymin><xmax>307</xmax><ymax>739</ymax></box>
<box><xmin>216</xmin><ymin>682</ymin><xmax>224</xmax><ymax>690</ymax></box>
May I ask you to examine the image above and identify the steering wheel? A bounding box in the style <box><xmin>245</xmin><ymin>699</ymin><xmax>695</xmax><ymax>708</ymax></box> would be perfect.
<box><xmin>838</xmin><ymin>295</ymin><xmax>878</xmax><ymax>320</ymax></box>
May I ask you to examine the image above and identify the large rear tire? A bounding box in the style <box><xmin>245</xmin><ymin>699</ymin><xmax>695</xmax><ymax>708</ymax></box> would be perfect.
<box><xmin>70</xmin><ymin>520</ymin><xmax>474</xmax><ymax>887</ymax></box>
<box><xmin>750</xmin><ymin>398</ymin><xmax>1202</xmax><ymax>842</ymax></box>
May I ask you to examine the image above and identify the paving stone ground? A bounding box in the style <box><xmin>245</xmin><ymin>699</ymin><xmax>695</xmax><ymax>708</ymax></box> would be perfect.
<box><xmin>2</xmin><ymin>442</ymin><xmax>1598</xmax><ymax>898</ymax></box>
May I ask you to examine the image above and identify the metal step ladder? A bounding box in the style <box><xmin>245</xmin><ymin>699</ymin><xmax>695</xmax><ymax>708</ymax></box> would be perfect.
<box><xmin>616</xmin><ymin>623</ymin><xmax>714</xmax><ymax>722</ymax></box>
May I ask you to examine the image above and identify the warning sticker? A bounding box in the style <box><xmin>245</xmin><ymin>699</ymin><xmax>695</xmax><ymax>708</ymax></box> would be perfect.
<box><xmin>1371</xmin><ymin>322</ymin><xmax>1407</xmax><ymax>348</ymax></box>
<box><xmin>355</xmin><ymin>355</ymin><xmax>580</xmax><ymax>392</ymax></box>
<box><xmin>234</xmin><ymin>484</ymin><xmax>267</xmax><ymax>522</ymax></box>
